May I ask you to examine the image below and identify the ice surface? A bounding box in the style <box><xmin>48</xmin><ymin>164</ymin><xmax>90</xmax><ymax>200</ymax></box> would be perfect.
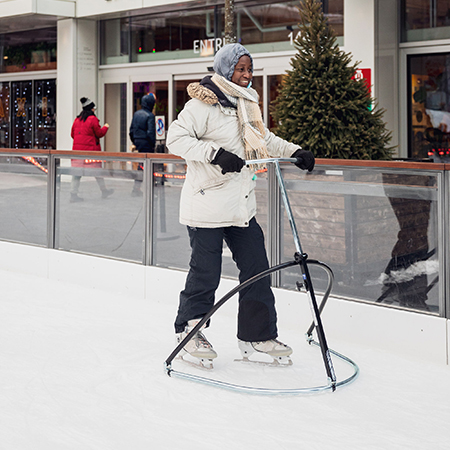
<box><xmin>1</xmin><ymin>269</ymin><xmax>449</xmax><ymax>450</ymax></box>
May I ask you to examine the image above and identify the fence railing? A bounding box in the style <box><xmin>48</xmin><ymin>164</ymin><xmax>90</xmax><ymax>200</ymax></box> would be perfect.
<box><xmin>0</xmin><ymin>149</ymin><xmax>447</xmax><ymax>318</ymax></box>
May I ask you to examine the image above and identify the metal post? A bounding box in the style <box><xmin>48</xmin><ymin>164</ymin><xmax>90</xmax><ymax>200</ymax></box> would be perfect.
<box><xmin>144</xmin><ymin>158</ymin><xmax>154</xmax><ymax>266</ymax></box>
<box><xmin>47</xmin><ymin>154</ymin><xmax>56</xmax><ymax>249</ymax></box>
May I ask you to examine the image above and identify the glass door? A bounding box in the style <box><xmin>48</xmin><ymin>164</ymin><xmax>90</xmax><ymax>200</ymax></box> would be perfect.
<box><xmin>104</xmin><ymin>83</ymin><xmax>127</xmax><ymax>153</ymax></box>
<box><xmin>0</xmin><ymin>82</ymin><xmax>10</xmax><ymax>147</ymax></box>
<box><xmin>408</xmin><ymin>52</ymin><xmax>450</xmax><ymax>159</ymax></box>
<box><xmin>11</xmin><ymin>81</ymin><xmax>32</xmax><ymax>148</ymax></box>
<box><xmin>132</xmin><ymin>81</ymin><xmax>168</xmax><ymax>152</ymax></box>
<box><xmin>34</xmin><ymin>79</ymin><xmax>56</xmax><ymax>149</ymax></box>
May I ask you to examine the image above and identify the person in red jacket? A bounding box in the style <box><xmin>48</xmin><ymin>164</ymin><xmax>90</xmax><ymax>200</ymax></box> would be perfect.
<box><xmin>70</xmin><ymin>97</ymin><xmax>114</xmax><ymax>203</ymax></box>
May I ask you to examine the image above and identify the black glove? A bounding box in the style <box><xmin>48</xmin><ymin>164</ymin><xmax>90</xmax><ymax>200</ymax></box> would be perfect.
<box><xmin>292</xmin><ymin>148</ymin><xmax>315</xmax><ymax>172</ymax></box>
<box><xmin>211</xmin><ymin>148</ymin><xmax>245</xmax><ymax>174</ymax></box>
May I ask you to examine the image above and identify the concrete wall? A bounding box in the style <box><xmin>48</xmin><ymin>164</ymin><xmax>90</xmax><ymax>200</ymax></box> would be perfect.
<box><xmin>0</xmin><ymin>0</ymin><xmax>75</xmax><ymax>18</ymax></box>
<box><xmin>76</xmin><ymin>0</ymin><xmax>191</xmax><ymax>18</ymax></box>
<box><xmin>0</xmin><ymin>240</ymin><xmax>447</xmax><ymax>366</ymax></box>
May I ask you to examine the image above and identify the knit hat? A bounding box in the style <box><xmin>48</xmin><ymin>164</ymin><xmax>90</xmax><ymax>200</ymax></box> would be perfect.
<box><xmin>213</xmin><ymin>43</ymin><xmax>253</xmax><ymax>81</ymax></box>
<box><xmin>80</xmin><ymin>97</ymin><xmax>95</xmax><ymax>111</ymax></box>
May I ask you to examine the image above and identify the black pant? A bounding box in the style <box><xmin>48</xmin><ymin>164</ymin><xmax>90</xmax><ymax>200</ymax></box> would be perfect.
<box><xmin>174</xmin><ymin>217</ymin><xmax>278</xmax><ymax>342</ymax></box>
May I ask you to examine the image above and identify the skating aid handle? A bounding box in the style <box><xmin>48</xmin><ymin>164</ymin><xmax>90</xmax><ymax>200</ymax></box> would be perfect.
<box><xmin>245</xmin><ymin>157</ymin><xmax>298</xmax><ymax>166</ymax></box>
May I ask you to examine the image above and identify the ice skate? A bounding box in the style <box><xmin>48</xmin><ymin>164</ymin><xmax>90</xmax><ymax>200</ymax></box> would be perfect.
<box><xmin>176</xmin><ymin>319</ymin><xmax>217</xmax><ymax>370</ymax></box>
<box><xmin>235</xmin><ymin>339</ymin><xmax>293</xmax><ymax>367</ymax></box>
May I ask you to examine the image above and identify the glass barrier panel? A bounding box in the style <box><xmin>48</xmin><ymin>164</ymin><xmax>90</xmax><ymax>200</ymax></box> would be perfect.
<box><xmin>151</xmin><ymin>162</ymin><xmax>269</xmax><ymax>279</ymax></box>
<box><xmin>151</xmin><ymin>161</ymin><xmax>191</xmax><ymax>271</ymax></box>
<box><xmin>55</xmin><ymin>157</ymin><xmax>146</xmax><ymax>262</ymax></box>
<box><xmin>0</xmin><ymin>154</ymin><xmax>48</xmax><ymax>245</ymax></box>
<box><xmin>279</xmin><ymin>165</ymin><xmax>440</xmax><ymax>314</ymax></box>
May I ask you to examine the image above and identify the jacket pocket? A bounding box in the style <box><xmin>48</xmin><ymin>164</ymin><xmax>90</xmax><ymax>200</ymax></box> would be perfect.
<box><xmin>193</xmin><ymin>177</ymin><xmax>230</xmax><ymax>196</ymax></box>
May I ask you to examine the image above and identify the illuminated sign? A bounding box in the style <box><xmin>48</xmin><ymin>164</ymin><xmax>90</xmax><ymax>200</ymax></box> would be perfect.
<box><xmin>193</xmin><ymin>38</ymin><xmax>225</xmax><ymax>56</ymax></box>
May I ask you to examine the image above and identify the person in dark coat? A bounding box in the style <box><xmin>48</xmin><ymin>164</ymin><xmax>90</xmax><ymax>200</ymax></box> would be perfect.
<box><xmin>129</xmin><ymin>93</ymin><xmax>156</xmax><ymax>196</ymax></box>
<box><xmin>70</xmin><ymin>97</ymin><xmax>114</xmax><ymax>203</ymax></box>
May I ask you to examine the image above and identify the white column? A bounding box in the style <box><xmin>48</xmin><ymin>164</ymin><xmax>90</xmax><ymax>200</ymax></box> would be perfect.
<box><xmin>376</xmin><ymin>0</ymin><xmax>399</xmax><ymax>154</ymax></box>
<box><xmin>56</xmin><ymin>19</ymin><xmax>76</xmax><ymax>150</ymax></box>
<box><xmin>56</xmin><ymin>18</ymin><xmax>98</xmax><ymax>150</ymax></box>
<box><xmin>343</xmin><ymin>0</ymin><xmax>375</xmax><ymax>96</ymax></box>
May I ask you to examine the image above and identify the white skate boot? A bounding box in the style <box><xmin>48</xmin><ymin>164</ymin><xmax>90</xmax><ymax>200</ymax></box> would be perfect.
<box><xmin>176</xmin><ymin>319</ymin><xmax>217</xmax><ymax>370</ymax></box>
<box><xmin>236</xmin><ymin>339</ymin><xmax>293</xmax><ymax>366</ymax></box>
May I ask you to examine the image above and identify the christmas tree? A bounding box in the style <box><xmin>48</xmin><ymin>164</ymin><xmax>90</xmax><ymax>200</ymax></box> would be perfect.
<box><xmin>271</xmin><ymin>0</ymin><xmax>393</xmax><ymax>159</ymax></box>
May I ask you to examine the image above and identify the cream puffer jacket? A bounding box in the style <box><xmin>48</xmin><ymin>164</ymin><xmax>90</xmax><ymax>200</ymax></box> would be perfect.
<box><xmin>166</xmin><ymin>87</ymin><xmax>299</xmax><ymax>228</ymax></box>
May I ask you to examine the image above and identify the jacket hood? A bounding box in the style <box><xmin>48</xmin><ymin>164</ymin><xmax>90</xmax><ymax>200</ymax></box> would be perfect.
<box><xmin>141</xmin><ymin>94</ymin><xmax>156</xmax><ymax>111</ymax></box>
<box><xmin>213</xmin><ymin>43</ymin><xmax>253</xmax><ymax>81</ymax></box>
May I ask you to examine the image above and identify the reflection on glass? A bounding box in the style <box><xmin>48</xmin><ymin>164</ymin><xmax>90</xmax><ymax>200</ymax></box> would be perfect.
<box><xmin>378</xmin><ymin>173</ymin><xmax>436</xmax><ymax>311</ymax></box>
<box><xmin>408</xmin><ymin>53</ymin><xmax>450</xmax><ymax>159</ymax></box>
<box><xmin>0</xmin><ymin>82</ymin><xmax>10</xmax><ymax>147</ymax></box>
<box><xmin>34</xmin><ymin>80</ymin><xmax>56</xmax><ymax>149</ymax></box>
<box><xmin>0</xmin><ymin>154</ymin><xmax>47</xmax><ymax>245</ymax></box>
<box><xmin>55</xmin><ymin>157</ymin><xmax>146</xmax><ymax>262</ymax></box>
<box><xmin>279</xmin><ymin>165</ymin><xmax>439</xmax><ymax>314</ymax></box>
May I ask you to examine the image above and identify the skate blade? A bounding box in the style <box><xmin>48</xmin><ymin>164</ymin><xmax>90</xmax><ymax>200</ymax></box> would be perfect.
<box><xmin>234</xmin><ymin>355</ymin><xmax>293</xmax><ymax>367</ymax></box>
<box><xmin>176</xmin><ymin>355</ymin><xmax>214</xmax><ymax>370</ymax></box>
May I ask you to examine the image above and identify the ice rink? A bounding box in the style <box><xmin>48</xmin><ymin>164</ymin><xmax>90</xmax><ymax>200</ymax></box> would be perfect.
<box><xmin>1</xmin><ymin>268</ymin><xmax>449</xmax><ymax>450</ymax></box>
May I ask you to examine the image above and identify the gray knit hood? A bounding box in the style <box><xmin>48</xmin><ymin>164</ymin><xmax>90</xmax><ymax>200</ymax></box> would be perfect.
<box><xmin>213</xmin><ymin>43</ymin><xmax>253</xmax><ymax>81</ymax></box>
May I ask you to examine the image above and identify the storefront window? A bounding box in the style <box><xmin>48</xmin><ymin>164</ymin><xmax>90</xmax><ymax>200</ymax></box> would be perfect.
<box><xmin>100</xmin><ymin>1</ymin><xmax>343</xmax><ymax>65</ymax></box>
<box><xmin>0</xmin><ymin>28</ymin><xmax>56</xmax><ymax>73</ymax></box>
<box><xmin>100</xmin><ymin>19</ymin><xmax>130</xmax><ymax>65</ymax></box>
<box><xmin>402</xmin><ymin>0</ymin><xmax>450</xmax><ymax>42</ymax></box>
<box><xmin>408</xmin><ymin>53</ymin><xmax>450</xmax><ymax>159</ymax></box>
<box><xmin>0</xmin><ymin>79</ymin><xmax>56</xmax><ymax>149</ymax></box>
<box><xmin>236</xmin><ymin>0</ymin><xmax>343</xmax><ymax>53</ymax></box>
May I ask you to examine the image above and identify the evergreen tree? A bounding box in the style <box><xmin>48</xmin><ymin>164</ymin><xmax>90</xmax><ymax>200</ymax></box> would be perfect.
<box><xmin>271</xmin><ymin>0</ymin><xmax>393</xmax><ymax>160</ymax></box>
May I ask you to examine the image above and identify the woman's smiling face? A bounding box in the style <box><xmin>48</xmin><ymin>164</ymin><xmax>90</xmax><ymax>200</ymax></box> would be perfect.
<box><xmin>231</xmin><ymin>55</ymin><xmax>253</xmax><ymax>88</ymax></box>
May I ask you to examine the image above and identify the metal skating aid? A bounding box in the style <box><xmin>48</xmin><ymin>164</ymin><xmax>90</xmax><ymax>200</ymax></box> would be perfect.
<box><xmin>164</xmin><ymin>158</ymin><xmax>359</xmax><ymax>395</ymax></box>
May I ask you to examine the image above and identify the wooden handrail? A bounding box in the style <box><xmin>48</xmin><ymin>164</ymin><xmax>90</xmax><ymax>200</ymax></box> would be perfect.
<box><xmin>0</xmin><ymin>148</ymin><xmax>447</xmax><ymax>170</ymax></box>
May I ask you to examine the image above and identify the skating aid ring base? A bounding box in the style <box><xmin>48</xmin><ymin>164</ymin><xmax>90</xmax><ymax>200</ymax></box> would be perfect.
<box><xmin>164</xmin><ymin>336</ymin><xmax>359</xmax><ymax>395</ymax></box>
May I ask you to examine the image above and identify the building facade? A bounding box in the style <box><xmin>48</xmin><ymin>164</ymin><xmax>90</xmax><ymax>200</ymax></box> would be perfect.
<box><xmin>0</xmin><ymin>1</ymin><xmax>450</xmax><ymax>160</ymax></box>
